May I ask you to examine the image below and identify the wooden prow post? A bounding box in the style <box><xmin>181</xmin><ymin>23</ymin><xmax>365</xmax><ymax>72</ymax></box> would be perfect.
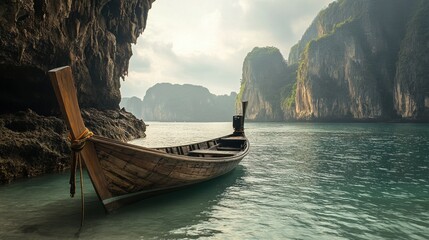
<box><xmin>48</xmin><ymin>66</ymin><xmax>86</xmax><ymax>139</ymax></box>
<box><xmin>48</xmin><ymin>66</ymin><xmax>115</xmax><ymax>212</ymax></box>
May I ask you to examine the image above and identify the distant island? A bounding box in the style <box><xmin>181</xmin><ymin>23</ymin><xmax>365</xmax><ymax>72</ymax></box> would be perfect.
<box><xmin>238</xmin><ymin>0</ymin><xmax>429</xmax><ymax>122</ymax></box>
<box><xmin>121</xmin><ymin>83</ymin><xmax>237</xmax><ymax>122</ymax></box>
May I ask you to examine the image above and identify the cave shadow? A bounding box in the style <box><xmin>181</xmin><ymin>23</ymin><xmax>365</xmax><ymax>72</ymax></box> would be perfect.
<box><xmin>0</xmin><ymin>64</ymin><xmax>58</xmax><ymax>115</ymax></box>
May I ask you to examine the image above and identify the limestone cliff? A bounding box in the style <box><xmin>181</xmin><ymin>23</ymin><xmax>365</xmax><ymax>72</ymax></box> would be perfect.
<box><xmin>394</xmin><ymin>0</ymin><xmax>429</xmax><ymax>119</ymax></box>
<box><xmin>237</xmin><ymin>47</ymin><xmax>293</xmax><ymax>121</ymax></box>
<box><xmin>288</xmin><ymin>1</ymin><xmax>367</xmax><ymax>65</ymax></box>
<box><xmin>0</xmin><ymin>0</ymin><xmax>153</xmax><ymax>183</ymax></box>
<box><xmin>120</xmin><ymin>96</ymin><xmax>144</xmax><ymax>119</ymax></box>
<box><xmin>292</xmin><ymin>0</ymin><xmax>418</xmax><ymax>121</ymax></box>
<box><xmin>142</xmin><ymin>83</ymin><xmax>237</xmax><ymax>122</ymax></box>
<box><xmin>241</xmin><ymin>0</ymin><xmax>429</xmax><ymax>121</ymax></box>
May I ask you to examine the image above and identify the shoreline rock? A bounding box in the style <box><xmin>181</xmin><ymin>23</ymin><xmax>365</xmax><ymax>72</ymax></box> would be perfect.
<box><xmin>0</xmin><ymin>108</ymin><xmax>146</xmax><ymax>184</ymax></box>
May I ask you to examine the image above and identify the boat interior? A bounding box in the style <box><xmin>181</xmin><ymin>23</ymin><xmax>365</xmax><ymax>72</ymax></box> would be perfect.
<box><xmin>154</xmin><ymin>134</ymin><xmax>247</xmax><ymax>157</ymax></box>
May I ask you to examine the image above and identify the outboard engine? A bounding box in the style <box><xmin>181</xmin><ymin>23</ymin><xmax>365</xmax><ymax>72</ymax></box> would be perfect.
<box><xmin>233</xmin><ymin>101</ymin><xmax>248</xmax><ymax>135</ymax></box>
<box><xmin>233</xmin><ymin>115</ymin><xmax>243</xmax><ymax>133</ymax></box>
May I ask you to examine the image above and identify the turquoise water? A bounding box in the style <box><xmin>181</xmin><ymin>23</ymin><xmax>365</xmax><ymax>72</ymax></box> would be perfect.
<box><xmin>0</xmin><ymin>122</ymin><xmax>428</xmax><ymax>239</ymax></box>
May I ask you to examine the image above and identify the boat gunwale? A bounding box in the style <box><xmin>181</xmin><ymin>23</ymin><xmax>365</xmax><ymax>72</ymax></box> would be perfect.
<box><xmin>89</xmin><ymin>134</ymin><xmax>250</xmax><ymax>163</ymax></box>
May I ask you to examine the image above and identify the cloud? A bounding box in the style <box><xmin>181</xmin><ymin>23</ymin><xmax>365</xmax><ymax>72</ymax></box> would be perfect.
<box><xmin>123</xmin><ymin>38</ymin><xmax>244</xmax><ymax>98</ymax></box>
<box><xmin>121</xmin><ymin>0</ymin><xmax>335</xmax><ymax>98</ymax></box>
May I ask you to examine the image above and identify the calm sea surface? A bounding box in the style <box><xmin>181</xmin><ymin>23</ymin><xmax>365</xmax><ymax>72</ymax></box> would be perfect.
<box><xmin>1</xmin><ymin>122</ymin><xmax>428</xmax><ymax>239</ymax></box>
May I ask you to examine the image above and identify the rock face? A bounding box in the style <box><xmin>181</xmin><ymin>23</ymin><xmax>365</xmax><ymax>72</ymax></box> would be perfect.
<box><xmin>292</xmin><ymin>0</ymin><xmax>417</xmax><ymax>121</ymax></box>
<box><xmin>142</xmin><ymin>83</ymin><xmax>237</xmax><ymax>122</ymax></box>
<box><xmin>240</xmin><ymin>0</ymin><xmax>429</xmax><ymax>122</ymax></box>
<box><xmin>120</xmin><ymin>97</ymin><xmax>144</xmax><ymax>119</ymax></box>
<box><xmin>0</xmin><ymin>0</ymin><xmax>153</xmax><ymax>183</ymax></box>
<box><xmin>0</xmin><ymin>110</ymin><xmax>69</xmax><ymax>183</ymax></box>
<box><xmin>81</xmin><ymin>108</ymin><xmax>146</xmax><ymax>141</ymax></box>
<box><xmin>237</xmin><ymin>47</ymin><xmax>294</xmax><ymax>121</ymax></box>
<box><xmin>0</xmin><ymin>0</ymin><xmax>153</xmax><ymax>113</ymax></box>
<box><xmin>394</xmin><ymin>0</ymin><xmax>429</xmax><ymax>119</ymax></box>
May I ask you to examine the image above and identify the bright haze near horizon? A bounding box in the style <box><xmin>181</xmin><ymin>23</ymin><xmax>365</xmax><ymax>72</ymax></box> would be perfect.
<box><xmin>120</xmin><ymin>0</ymin><xmax>334</xmax><ymax>99</ymax></box>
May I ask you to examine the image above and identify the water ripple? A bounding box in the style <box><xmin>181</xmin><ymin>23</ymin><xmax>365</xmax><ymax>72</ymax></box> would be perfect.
<box><xmin>1</xmin><ymin>122</ymin><xmax>428</xmax><ymax>239</ymax></box>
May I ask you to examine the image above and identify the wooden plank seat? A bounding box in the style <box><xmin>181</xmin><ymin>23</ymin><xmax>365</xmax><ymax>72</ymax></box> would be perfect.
<box><xmin>188</xmin><ymin>149</ymin><xmax>239</xmax><ymax>157</ymax></box>
<box><xmin>218</xmin><ymin>136</ymin><xmax>247</xmax><ymax>149</ymax></box>
<box><xmin>219</xmin><ymin>136</ymin><xmax>247</xmax><ymax>142</ymax></box>
<box><xmin>216</xmin><ymin>146</ymin><xmax>242</xmax><ymax>151</ymax></box>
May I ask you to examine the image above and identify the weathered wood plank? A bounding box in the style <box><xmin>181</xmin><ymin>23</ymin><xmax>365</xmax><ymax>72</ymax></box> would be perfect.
<box><xmin>95</xmin><ymin>143</ymin><xmax>160</xmax><ymax>171</ymax></box>
<box><xmin>151</xmin><ymin>158</ymin><xmax>177</xmax><ymax>176</ymax></box>
<box><xmin>104</xmin><ymin>172</ymin><xmax>129</xmax><ymax>195</ymax></box>
<box><xmin>188</xmin><ymin>150</ymin><xmax>238</xmax><ymax>157</ymax></box>
<box><xmin>101</xmin><ymin>164</ymin><xmax>135</xmax><ymax>187</ymax></box>
<box><xmin>101</xmin><ymin>153</ymin><xmax>153</xmax><ymax>189</ymax></box>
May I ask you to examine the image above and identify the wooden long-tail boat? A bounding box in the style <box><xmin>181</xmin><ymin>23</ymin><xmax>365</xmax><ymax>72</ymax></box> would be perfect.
<box><xmin>48</xmin><ymin>66</ymin><xmax>249</xmax><ymax>213</ymax></box>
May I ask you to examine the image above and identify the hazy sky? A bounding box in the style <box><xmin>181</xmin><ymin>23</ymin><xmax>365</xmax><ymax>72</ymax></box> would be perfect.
<box><xmin>120</xmin><ymin>0</ymin><xmax>335</xmax><ymax>99</ymax></box>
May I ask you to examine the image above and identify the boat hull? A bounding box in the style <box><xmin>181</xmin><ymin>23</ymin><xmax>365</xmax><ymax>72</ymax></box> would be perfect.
<box><xmin>90</xmin><ymin>135</ymin><xmax>249</xmax><ymax>212</ymax></box>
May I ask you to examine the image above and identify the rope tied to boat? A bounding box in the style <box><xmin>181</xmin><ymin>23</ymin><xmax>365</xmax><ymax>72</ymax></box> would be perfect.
<box><xmin>69</xmin><ymin>128</ymin><xmax>93</xmax><ymax>197</ymax></box>
<box><xmin>69</xmin><ymin>128</ymin><xmax>94</xmax><ymax>152</ymax></box>
<box><xmin>68</xmin><ymin>127</ymin><xmax>93</xmax><ymax>229</ymax></box>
